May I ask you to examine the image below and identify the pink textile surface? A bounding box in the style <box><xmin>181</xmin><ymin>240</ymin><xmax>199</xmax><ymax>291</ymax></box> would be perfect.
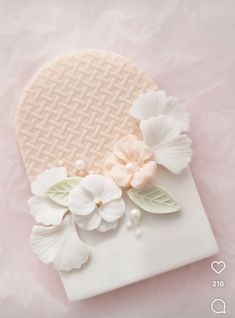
<box><xmin>0</xmin><ymin>1</ymin><xmax>235</xmax><ymax>317</ymax></box>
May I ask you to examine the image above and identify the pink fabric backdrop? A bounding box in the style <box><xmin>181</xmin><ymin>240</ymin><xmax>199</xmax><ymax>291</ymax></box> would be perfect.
<box><xmin>0</xmin><ymin>1</ymin><xmax>235</xmax><ymax>317</ymax></box>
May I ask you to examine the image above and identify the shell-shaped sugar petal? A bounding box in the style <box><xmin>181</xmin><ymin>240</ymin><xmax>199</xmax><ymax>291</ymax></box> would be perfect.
<box><xmin>28</xmin><ymin>196</ymin><xmax>67</xmax><ymax>226</ymax></box>
<box><xmin>165</xmin><ymin>96</ymin><xmax>189</xmax><ymax>132</ymax></box>
<box><xmin>130</xmin><ymin>90</ymin><xmax>189</xmax><ymax>132</ymax></box>
<box><xmin>140</xmin><ymin>115</ymin><xmax>181</xmax><ymax>147</ymax></box>
<box><xmin>156</xmin><ymin>134</ymin><xmax>192</xmax><ymax>174</ymax></box>
<box><xmin>31</xmin><ymin>167</ymin><xmax>67</xmax><ymax>196</ymax></box>
<box><xmin>130</xmin><ymin>90</ymin><xmax>167</xmax><ymax>121</ymax></box>
<box><xmin>31</xmin><ymin>215</ymin><xmax>90</xmax><ymax>271</ymax></box>
<box><xmin>140</xmin><ymin>116</ymin><xmax>192</xmax><ymax>174</ymax></box>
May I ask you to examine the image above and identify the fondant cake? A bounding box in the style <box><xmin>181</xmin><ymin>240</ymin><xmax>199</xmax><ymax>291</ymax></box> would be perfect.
<box><xmin>15</xmin><ymin>50</ymin><xmax>218</xmax><ymax>301</ymax></box>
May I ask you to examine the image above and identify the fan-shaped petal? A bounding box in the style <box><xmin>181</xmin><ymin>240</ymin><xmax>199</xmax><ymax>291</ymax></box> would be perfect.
<box><xmin>31</xmin><ymin>167</ymin><xmax>67</xmax><ymax>196</ymax></box>
<box><xmin>156</xmin><ymin>134</ymin><xmax>192</xmax><ymax>174</ymax></box>
<box><xmin>28</xmin><ymin>196</ymin><xmax>67</xmax><ymax>226</ymax></box>
<box><xmin>130</xmin><ymin>90</ymin><xmax>189</xmax><ymax>132</ymax></box>
<box><xmin>31</xmin><ymin>215</ymin><xmax>90</xmax><ymax>271</ymax></box>
<box><xmin>140</xmin><ymin>115</ymin><xmax>181</xmax><ymax>147</ymax></box>
<box><xmin>165</xmin><ymin>96</ymin><xmax>189</xmax><ymax>132</ymax></box>
<box><xmin>130</xmin><ymin>90</ymin><xmax>167</xmax><ymax>121</ymax></box>
<box><xmin>140</xmin><ymin>116</ymin><xmax>192</xmax><ymax>174</ymax></box>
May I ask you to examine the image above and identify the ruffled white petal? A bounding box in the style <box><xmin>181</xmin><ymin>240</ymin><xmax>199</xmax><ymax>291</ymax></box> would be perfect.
<box><xmin>31</xmin><ymin>167</ymin><xmax>67</xmax><ymax>196</ymax></box>
<box><xmin>99</xmin><ymin>199</ymin><xmax>126</xmax><ymax>222</ymax></box>
<box><xmin>140</xmin><ymin>116</ymin><xmax>192</xmax><ymax>174</ymax></box>
<box><xmin>28</xmin><ymin>196</ymin><xmax>67</xmax><ymax>226</ymax></box>
<box><xmin>73</xmin><ymin>210</ymin><xmax>101</xmax><ymax>231</ymax></box>
<box><xmin>31</xmin><ymin>215</ymin><xmax>90</xmax><ymax>271</ymax></box>
<box><xmin>80</xmin><ymin>174</ymin><xmax>122</xmax><ymax>202</ymax></box>
<box><xmin>82</xmin><ymin>174</ymin><xmax>105</xmax><ymax>196</ymax></box>
<box><xmin>97</xmin><ymin>220</ymin><xmax>118</xmax><ymax>232</ymax></box>
<box><xmin>99</xmin><ymin>177</ymin><xmax>122</xmax><ymax>203</ymax></box>
<box><xmin>130</xmin><ymin>90</ymin><xmax>189</xmax><ymax>132</ymax></box>
<box><xmin>68</xmin><ymin>186</ymin><xmax>96</xmax><ymax>216</ymax></box>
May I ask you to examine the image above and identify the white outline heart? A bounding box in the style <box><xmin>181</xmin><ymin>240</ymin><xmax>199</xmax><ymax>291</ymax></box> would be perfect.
<box><xmin>211</xmin><ymin>261</ymin><xmax>226</xmax><ymax>274</ymax></box>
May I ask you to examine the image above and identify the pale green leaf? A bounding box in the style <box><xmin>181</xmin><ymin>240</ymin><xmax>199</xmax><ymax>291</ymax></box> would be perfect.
<box><xmin>127</xmin><ymin>186</ymin><xmax>180</xmax><ymax>214</ymax></box>
<box><xmin>46</xmin><ymin>177</ymin><xmax>81</xmax><ymax>207</ymax></box>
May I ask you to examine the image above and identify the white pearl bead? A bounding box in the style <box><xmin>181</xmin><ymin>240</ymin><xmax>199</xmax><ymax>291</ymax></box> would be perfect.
<box><xmin>130</xmin><ymin>208</ymin><xmax>142</xmax><ymax>220</ymax></box>
<box><xmin>126</xmin><ymin>221</ymin><xmax>132</xmax><ymax>229</ymax></box>
<box><xmin>126</xmin><ymin>162</ymin><xmax>133</xmax><ymax>170</ymax></box>
<box><xmin>57</xmin><ymin>160</ymin><xmax>64</xmax><ymax>166</ymax></box>
<box><xmin>75</xmin><ymin>160</ymin><xmax>85</xmax><ymax>170</ymax></box>
<box><xmin>135</xmin><ymin>228</ymin><xmax>142</xmax><ymax>237</ymax></box>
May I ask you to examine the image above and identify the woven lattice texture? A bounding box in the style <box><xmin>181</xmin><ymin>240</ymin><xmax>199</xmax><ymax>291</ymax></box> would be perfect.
<box><xmin>15</xmin><ymin>51</ymin><xmax>156</xmax><ymax>180</ymax></box>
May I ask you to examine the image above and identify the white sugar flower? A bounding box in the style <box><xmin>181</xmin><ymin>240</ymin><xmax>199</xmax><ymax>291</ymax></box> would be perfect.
<box><xmin>28</xmin><ymin>167</ymin><xmax>68</xmax><ymax>226</ymax></box>
<box><xmin>28</xmin><ymin>167</ymin><xmax>90</xmax><ymax>271</ymax></box>
<box><xmin>130</xmin><ymin>90</ymin><xmax>189</xmax><ymax>132</ymax></box>
<box><xmin>140</xmin><ymin>115</ymin><xmax>192</xmax><ymax>174</ymax></box>
<box><xmin>68</xmin><ymin>174</ymin><xmax>126</xmax><ymax>232</ymax></box>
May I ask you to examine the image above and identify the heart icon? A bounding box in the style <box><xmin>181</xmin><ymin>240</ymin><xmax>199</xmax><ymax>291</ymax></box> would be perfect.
<box><xmin>211</xmin><ymin>261</ymin><xmax>226</xmax><ymax>274</ymax></box>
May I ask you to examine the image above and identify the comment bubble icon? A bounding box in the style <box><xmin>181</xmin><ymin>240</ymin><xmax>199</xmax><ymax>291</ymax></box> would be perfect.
<box><xmin>211</xmin><ymin>299</ymin><xmax>226</xmax><ymax>314</ymax></box>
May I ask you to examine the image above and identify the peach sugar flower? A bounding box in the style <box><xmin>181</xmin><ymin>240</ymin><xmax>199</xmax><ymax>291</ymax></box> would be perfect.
<box><xmin>104</xmin><ymin>135</ymin><xmax>156</xmax><ymax>189</ymax></box>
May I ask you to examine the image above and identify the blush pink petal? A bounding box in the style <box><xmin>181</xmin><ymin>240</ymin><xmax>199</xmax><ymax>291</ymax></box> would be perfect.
<box><xmin>111</xmin><ymin>165</ymin><xmax>132</xmax><ymax>188</ymax></box>
<box><xmin>135</xmin><ymin>140</ymin><xmax>155</xmax><ymax>163</ymax></box>
<box><xmin>104</xmin><ymin>135</ymin><xmax>157</xmax><ymax>189</ymax></box>
<box><xmin>113</xmin><ymin>134</ymin><xmax>155</xmax><ymax>164</ymax></box>
<box><xmin>104</xmin><ymin>153</ymin><xmax>122</xmax><ymax>175</ymax></box>
<box><xmin>131</xmin><ymin>161</ymin><xmax>157</xmax><ymax>189</ymax></box>
<box><xmin>113</xmin><ymin>135</ymin><xmax>138</xmax><ymax>162</ymax></box>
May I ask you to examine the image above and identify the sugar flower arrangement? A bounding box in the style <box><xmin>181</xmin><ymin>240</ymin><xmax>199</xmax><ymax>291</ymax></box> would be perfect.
<box><xmin>28</xmin><ymin>90</ymin><xmax>192</xmax><ymax>271</ymax></box>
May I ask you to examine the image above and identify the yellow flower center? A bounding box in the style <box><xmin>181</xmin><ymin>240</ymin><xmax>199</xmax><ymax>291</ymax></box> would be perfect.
<box><xmin>95</xmin><ymin>200</ymin><xmax>103</xmax><ymax>208</ymax></box>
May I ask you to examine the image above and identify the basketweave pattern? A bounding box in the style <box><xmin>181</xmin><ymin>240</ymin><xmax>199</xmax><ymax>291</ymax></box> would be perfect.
<box><xmin>16</xmin><ymin>51</ymin><xmax>157</xmax><ymax>180</ymax></box>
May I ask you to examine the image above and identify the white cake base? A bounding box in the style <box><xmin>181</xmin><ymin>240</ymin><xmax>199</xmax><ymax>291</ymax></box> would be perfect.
<box><xmin>60</xmin><ymin>167</ymin><xmax>218</xmax><ymax>301</ymax></box>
